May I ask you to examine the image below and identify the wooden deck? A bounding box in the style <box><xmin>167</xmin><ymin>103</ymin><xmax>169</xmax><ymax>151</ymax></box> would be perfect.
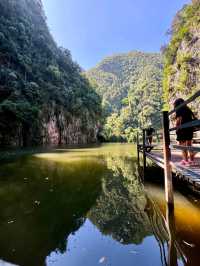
<box><xmin>145</xmin><ymin>149</ymin><xmax>200</xmax><ymax>192</ymax></box>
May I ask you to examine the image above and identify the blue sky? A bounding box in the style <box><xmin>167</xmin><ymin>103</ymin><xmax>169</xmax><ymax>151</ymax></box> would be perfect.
<box><xmin>42</xmin><ymin>0</ymin><xmax>190</xmax><ymax>70</ymax></box>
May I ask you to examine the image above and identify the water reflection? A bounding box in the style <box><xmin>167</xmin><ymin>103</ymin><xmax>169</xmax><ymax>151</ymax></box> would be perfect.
<box><xmin>0</xmin><ymin>144</ymin><xmax>199</xmax><ymax>266</ymax></box>
<box><xmin>146</xmin><ymin>184</ymin><xmax>200</xmax><ymax>266</ymax></box>
<box><xmin>0</xmin><ymin>155</ymin><xmax>106</xmax><ymax>266</ymax></box>
<box><xmin>88</xmin><ymin>154</ymin><xmax>181</xmax><ymax>266</ymax></box>
<box><xmin>88</xmin><ymin>155</ymin><xmax>152</xmax><ymax>245</ymax></box>
<box><xmin>166</xmin><ymin>205</ymin><xmax>178</xmax><ymax>266</ymax></box>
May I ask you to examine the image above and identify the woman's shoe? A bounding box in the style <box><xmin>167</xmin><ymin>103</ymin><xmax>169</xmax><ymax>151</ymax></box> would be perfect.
<box><xmin>179</xmin><ymin>160</ymin><xmax>188</xmax><ymax>166</ymax></box>
<box><xmin>179</xmin><ymin>160</ymin><xmax>190</xmax><ymax>167</ymax></box>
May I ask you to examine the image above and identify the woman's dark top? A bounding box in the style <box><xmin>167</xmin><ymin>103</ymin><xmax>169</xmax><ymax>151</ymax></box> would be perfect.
<box><xmin>176</xmin><ymin>106</ymin><xmax>195</xmax><ymax>141</ymax></box>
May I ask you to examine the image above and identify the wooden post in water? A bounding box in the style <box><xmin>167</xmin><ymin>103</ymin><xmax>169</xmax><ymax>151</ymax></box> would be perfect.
<box><xmin>142</xmin><ymin>129</ymin><xmax>146</xmax><ymax>172</ymax></box>
<box><xmin>166</xmin><ymin>204</ymin><xmax>178</xmax><ymax>266</ymax></box>
<box><xmin>162</xmin><ymin>111</ymin><xmax>174</xmax><ymax>206</ymax></box>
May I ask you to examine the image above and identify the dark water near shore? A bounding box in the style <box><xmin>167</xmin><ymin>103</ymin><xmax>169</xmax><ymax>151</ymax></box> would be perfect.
<box><xmin>0</xmin><ymin>144</ymin><xmax>200</xmax><ymax>266</ymax></box>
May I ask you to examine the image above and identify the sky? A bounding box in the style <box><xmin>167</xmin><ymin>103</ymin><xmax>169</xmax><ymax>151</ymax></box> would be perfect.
<box><xmin>42</xmin><ymin>0</ymin><xmax>190</xmax><ymax>70</ymax></box>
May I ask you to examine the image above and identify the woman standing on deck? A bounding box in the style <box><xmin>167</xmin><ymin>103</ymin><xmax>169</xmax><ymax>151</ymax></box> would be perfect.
<box><xmin>174</xmin><ymin>98</ymin><xmax>196</xmax><ymax>166</ymax></box>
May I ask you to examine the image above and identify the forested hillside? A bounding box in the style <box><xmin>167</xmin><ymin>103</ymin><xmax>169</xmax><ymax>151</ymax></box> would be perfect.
<box><xmin>163</xmin><ymin>0</ymin><xmax>200</xmax><ymax>112</ymax></box>
<box><xmin>0</xmin><ymin>0</ymin><xmax>102</xmax><ymax>147</ymax></box>
<box><xmin>87</xmin><ymin>52</ymin><xmax>163</xmax><ymax>142</ymax></box>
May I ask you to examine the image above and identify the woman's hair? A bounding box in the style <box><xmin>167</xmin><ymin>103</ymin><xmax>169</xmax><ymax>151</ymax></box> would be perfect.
<box><xmin>174</xmin><ymin>98</ymin><xmax>195</xmax><ymax>118</ymax></box>
<box><xmin>173</xmin><ymin>98</ymin><xmax>184</xmax><ymax>108</ymax></box>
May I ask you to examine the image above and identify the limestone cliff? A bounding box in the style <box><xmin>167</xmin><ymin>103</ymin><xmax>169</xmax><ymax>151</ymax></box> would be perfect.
<box><xmin>0</xmin><ymin>0</ymin><xmax>101</xmax><ymax>146</ymax></box>
<box><xmin>163</xmin><ymin>0</ymin><xmax>200</xmax><ymax>112</ymax></box>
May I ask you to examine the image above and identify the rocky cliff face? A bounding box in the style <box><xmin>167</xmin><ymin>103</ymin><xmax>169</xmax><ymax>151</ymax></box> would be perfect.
<box><xmin>41</xmin><ymin>105</ymin><xmax>98</xmax><ymax>145</ymax></box>
<box><xmin>163</xmin><ymin>1</ymin><xmax>200</xmax><ymax>112</ymax></box>
<box><xmin>0</xmin><ymin>0</ymin><xmax>101</xmax><ymax>147</ymax></box>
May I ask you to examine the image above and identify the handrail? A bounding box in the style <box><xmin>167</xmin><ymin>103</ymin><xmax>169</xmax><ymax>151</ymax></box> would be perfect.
<box><xmin>138</xmin><ymin>89</ymin><xmax>200</xmax><ymax>146</ymax></box>
<box><xmin>139</xmin><ymin>90</ymin><xmax>200</xmax><ymax>136</ymax></box>
<box><xmin>169</xmin><ymin>119</ymin><xmax>200</xmax><ymax>132</ymax></box>
<box><xmin>168</xmin><ymin>90</ymin><xmax>200</xmax><ymax>116</ymax></box>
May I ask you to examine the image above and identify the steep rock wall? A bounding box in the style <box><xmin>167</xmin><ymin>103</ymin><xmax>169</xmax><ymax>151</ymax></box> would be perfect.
<box><xmin>0</xmin><ymin>0</ymin><xmax>101</xmax><ymax>147</ymax></box>
<box><xmin>163</xmin><ymin>1</ymin><xmax>200</xmax><ymax>113</ymax></box>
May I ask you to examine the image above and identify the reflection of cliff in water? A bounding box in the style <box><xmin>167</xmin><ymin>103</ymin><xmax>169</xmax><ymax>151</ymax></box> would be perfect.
<box><xmin>0</xmin><ymin>156</ymin><xmax>106</xmax><ymax>266</ymax></box>
<box><xmin>89</xmin><ymin>155</ymin><xmax>167</xmax><ymax>245</ymax></box>
<box><xmin>146</xmin><ymin>184</ymin><xmax>200</xmax><ymax>266</ymax></box>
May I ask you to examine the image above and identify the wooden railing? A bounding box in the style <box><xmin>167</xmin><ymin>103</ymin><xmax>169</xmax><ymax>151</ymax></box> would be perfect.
<box><xmin>163</xmin><ymin>90</ymin><xmax>200</xmax><ymax>205</ymax></box>
<box><xmin>137</xmin><ymin>89</ymin><xmax>200</xmax><ymax>206</ymax></box>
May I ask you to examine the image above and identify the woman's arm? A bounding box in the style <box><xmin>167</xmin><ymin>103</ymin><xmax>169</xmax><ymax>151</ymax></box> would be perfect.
<box><xmin>176</xmin><ymin>116</ymin><xmax>182</xmax><ymax>128</ymax></box>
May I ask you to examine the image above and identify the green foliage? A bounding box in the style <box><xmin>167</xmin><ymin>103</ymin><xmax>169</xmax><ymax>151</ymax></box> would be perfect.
<box><xmin>176</xmin><ymin>52</ymin><xmax>193</xmax><ymax>65</ymax></box>
<box><xmin>176</xmin><ymin>63</ymin><xmax>189</xmax><ymax>91</ymax></box>
<box><xmin>0</xmin><ymin>0</ymin><xmax>102</xmax><ymax>146</ymax></box>
<box><xmin>163</xmin><ymin>1</ymin><xmax>200</xmax><ymax>104</ymax></box>
<box><xmin>164</xmin><ymin>26</ymin><xmax>191</xmax><ymax>66</ymax></box>
<box><xmin>88</xmin><ymin>52</ymin><xmax>163</xmax><ymax>142</ymax></box>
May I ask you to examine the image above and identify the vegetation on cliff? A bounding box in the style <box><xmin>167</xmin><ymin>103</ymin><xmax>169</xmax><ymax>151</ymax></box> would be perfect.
<box><xmin>87</xmin><ymin>52</ymin><xmax>163</xmax><ymax>142</ymax></box>
<box><xmin>163</xmin><ymin>0</ymin><xmax>200</xmax><ymax>110</ymax></box>
<box><xmin>2</xmin><ymin>0</ymin><xmax>198</xmax><ymax>146</ymax></box>
<box><xmin>0</xmin><ymin>0</ymin><xmax>102</xmax><ymax>146</ymax></box>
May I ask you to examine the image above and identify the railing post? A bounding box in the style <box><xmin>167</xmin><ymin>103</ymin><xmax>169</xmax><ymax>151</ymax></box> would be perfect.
<box><xmin>162</xmin><ymin>111</ymin><xmax>174</xmax><ymax>206</ymax></box>
<box><xmin>142</xmin><ymin>129</ymin><xmax>146</xmax><ymax>171</ymax></box>
<box><xmin>137</xmin><ymin>132</ymin><xmax>140</xmax><ymax>164</ymax></box>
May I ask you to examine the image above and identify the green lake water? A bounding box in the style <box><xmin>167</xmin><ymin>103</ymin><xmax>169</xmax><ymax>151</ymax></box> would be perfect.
<box><xmin>0</xmin><ymin>143</ymin><xmax>200</xmax><ymax>266</ymax></box>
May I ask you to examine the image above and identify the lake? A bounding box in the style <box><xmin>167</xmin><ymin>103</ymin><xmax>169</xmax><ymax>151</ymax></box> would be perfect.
<box><xmin>0</xmin><ymin>143</ymin><xmax>200</xmax><ymax>266</ymax></box>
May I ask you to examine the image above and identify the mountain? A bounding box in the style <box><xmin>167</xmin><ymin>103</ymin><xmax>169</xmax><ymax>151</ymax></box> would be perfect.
<box><xmin>163</xmin><ymin>0</ymin><xmax>200</xmax><ymax>112</ymax></box>
<box><xmin>87</xmin><ymin>51</ymin><xmax>163</xmax><ymax>142</ymax></box>
<box><xmin>0</xmin><ymin>0</ymin><xmax>102</xmax><ymax>147</ymax></box>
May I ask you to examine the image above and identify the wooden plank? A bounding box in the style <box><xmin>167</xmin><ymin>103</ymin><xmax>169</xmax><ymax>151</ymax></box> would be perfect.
<box><xmin>146</xmin><ymin>152</ymin><xmax>164</xmax><ymax>169</ymax></box>
<box><xmin>140</xmin><ymin>143</ymin><xmax>200</xmax><ymax>193</ymax></box>
<box><xmin>145</xmin><ymin>149</ymin><xmax>200</xmax><ymax>189</ymax></box>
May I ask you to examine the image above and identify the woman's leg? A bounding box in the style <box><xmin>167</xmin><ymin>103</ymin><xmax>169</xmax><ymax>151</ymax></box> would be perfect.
<box><xmin>149</xmin><ymin>136</ymin><xmax>153</xmax><ymax>145</ymax></box>
<box><xmin>179</xmin><ymin>141</ymin><xmax>188</xmax><ymax>161</ymax></box>
<box><xmin>187</xmin><ymin>140</ymin><xmax>194</xmax><ymax>161</ymax></box>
